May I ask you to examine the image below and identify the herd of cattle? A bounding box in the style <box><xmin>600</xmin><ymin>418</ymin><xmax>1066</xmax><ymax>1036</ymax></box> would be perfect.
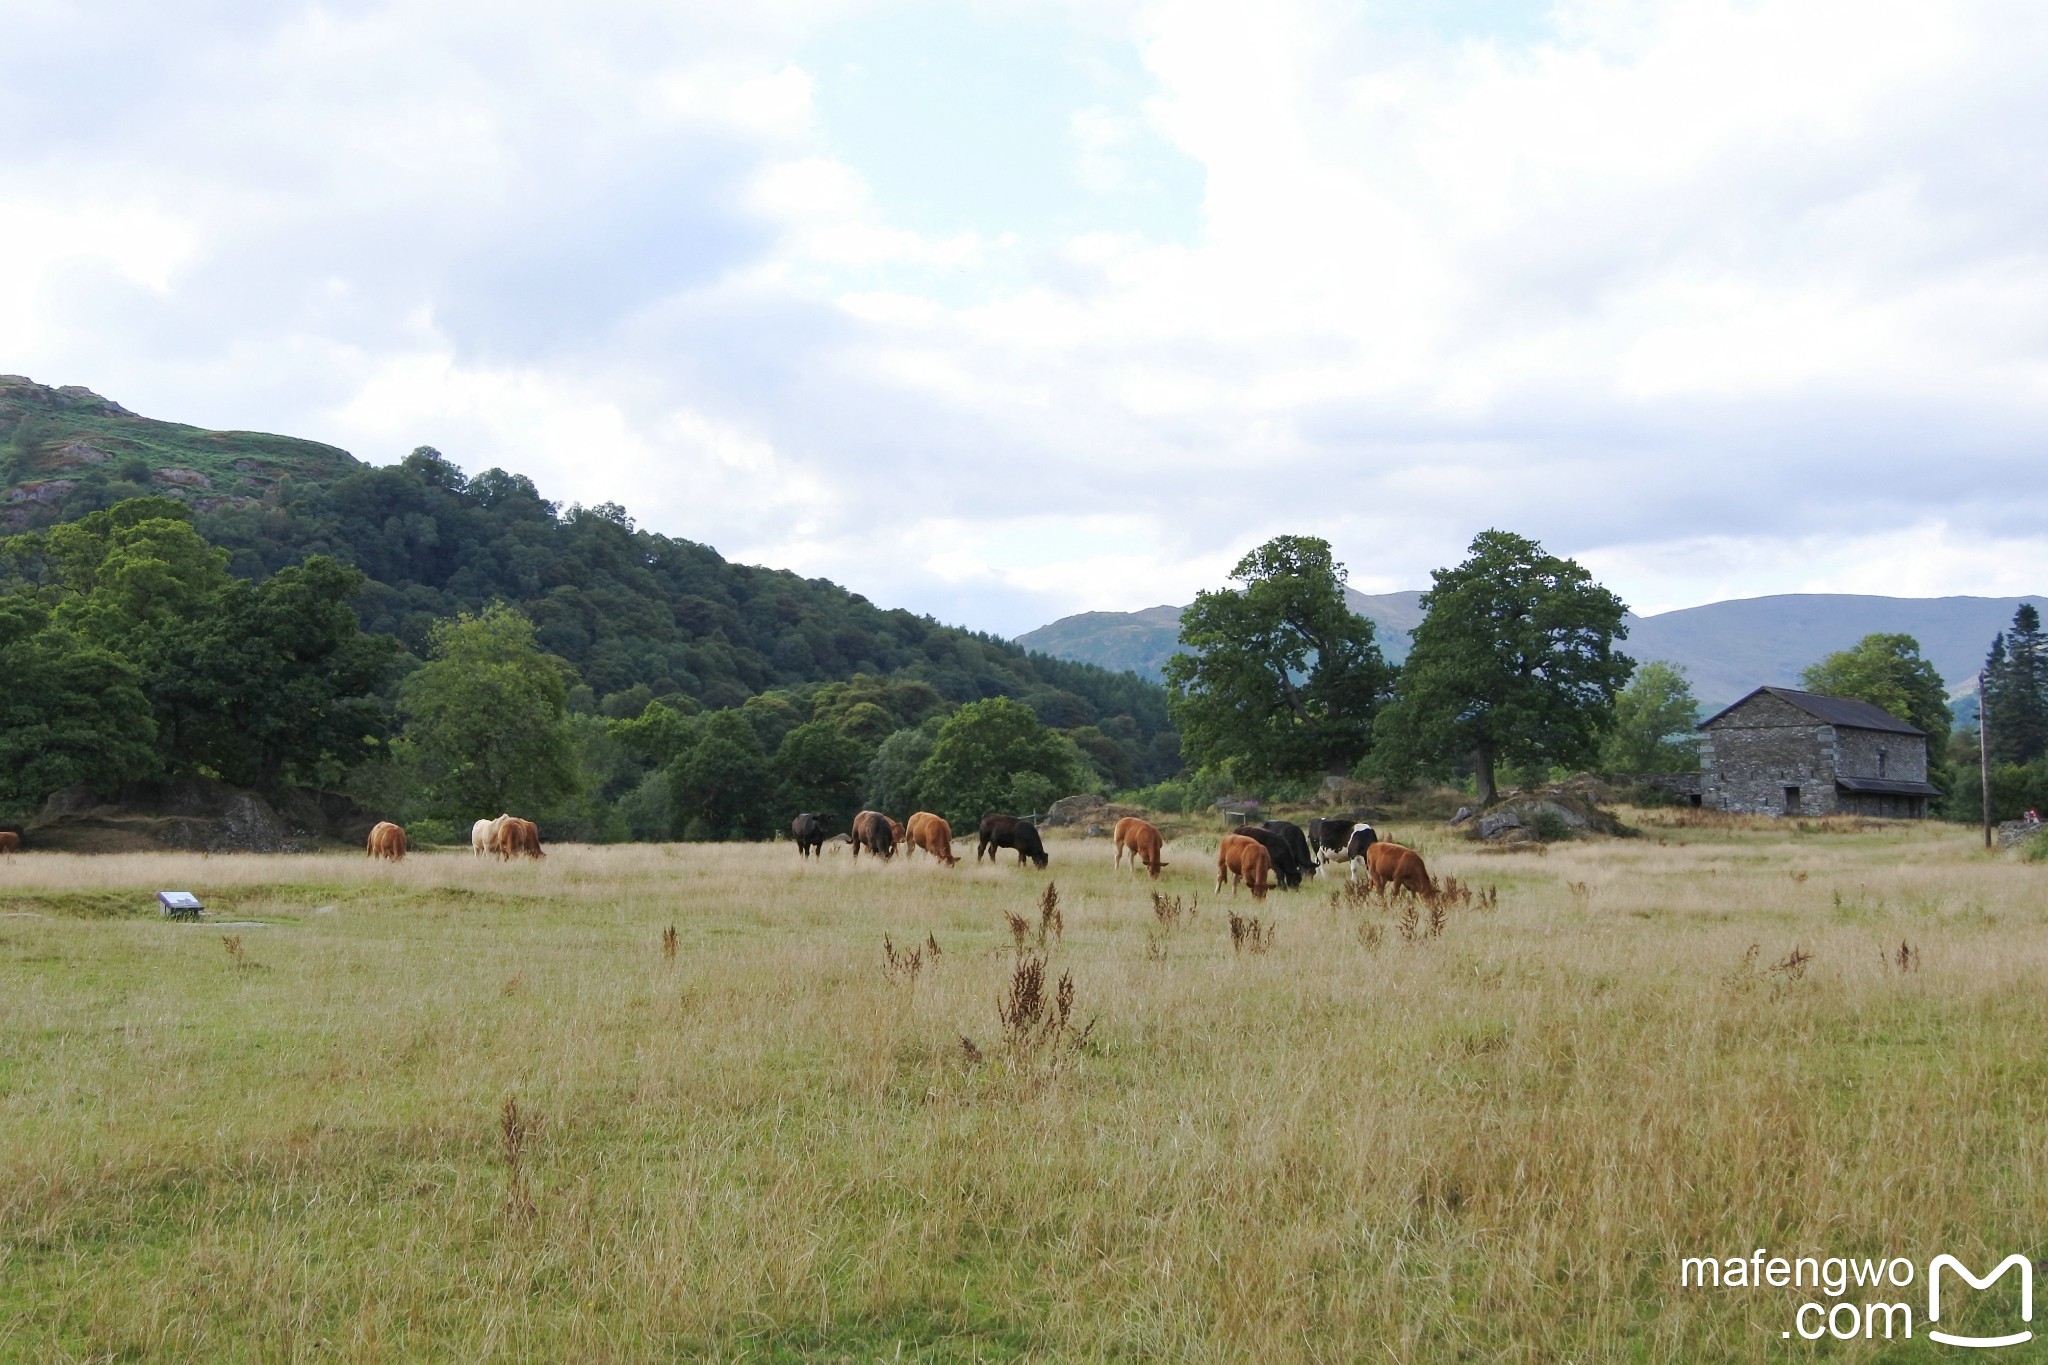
<box><xmin>791</xmin><ymin>809</ymin><xmax>1434</xmax><ymax>901</ymax></box>
<box><xmin>353</xmin><ymin>806</ymin><xmax>1433</xmax><ymax>901</ymax></box>
<box><xmin>362</xmin><ymin>813</ymin><xmax>545</xmax><ymax>862</ymax></box>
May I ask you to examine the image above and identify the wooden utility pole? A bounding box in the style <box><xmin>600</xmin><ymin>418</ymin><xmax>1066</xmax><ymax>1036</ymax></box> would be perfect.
<box><xmin>1980</xmin><ymin>669</ymin><xmax>1993</xmax><ymax>849</ymax></box>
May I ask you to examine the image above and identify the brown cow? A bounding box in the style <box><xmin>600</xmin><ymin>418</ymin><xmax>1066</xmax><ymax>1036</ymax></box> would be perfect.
<box><xmin>851</xmin><ymin>810</ymin><xmax>896</xmax><ymax>859</ymax></box>
<box><xmin>1113</xmin><ymin>816</ymin><xmax>1166</xmax><ymax>879</ymax></box>
<box><xmin>496</xmin><ymin>816</ymin><xmax>544</xmax><ymax>860</ymax></box>
<box><xmin>0</xmin><ymin>831</ymin><xmax>20</xmax><ymax>854</ymax></box>
<box><xmin>904</xmin><ymin>811</ymin><xmax>960</xmax><ymax>866</ymax></box>
<box><xmin>1364</xmin><ymin>840</ymin><xmax>1433</xmax><ymax>899</ymax></box>
<box><xmin>366</xmin><ymin>821</ymin><xmax>407</xmax><ymax>861</ymax></box>
<box><xmin>1215</xmin><ymin>833</ymin><xmax>1270</xmax><ymax>900</ymax></box>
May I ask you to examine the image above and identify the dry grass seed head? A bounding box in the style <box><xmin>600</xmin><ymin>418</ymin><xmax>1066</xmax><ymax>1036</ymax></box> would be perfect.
<box><xmin>661</xmin><ymin>925</ymin><xmax>677</xmax><ymax>961</ymax></box>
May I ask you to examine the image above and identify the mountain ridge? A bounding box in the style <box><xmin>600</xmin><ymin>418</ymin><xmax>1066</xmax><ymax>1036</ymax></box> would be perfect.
<box><xmin>1018</xmin><ymin>591</ymin><xmax>2048</xmax><ymax>710</ymax></box>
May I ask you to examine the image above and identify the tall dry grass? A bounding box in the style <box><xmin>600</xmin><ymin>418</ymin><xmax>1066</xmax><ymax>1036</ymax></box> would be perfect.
<box><xmin>2</xmin><ymin>817</ymin><xmax>2043</xmax><ymax>1360</ymax></box>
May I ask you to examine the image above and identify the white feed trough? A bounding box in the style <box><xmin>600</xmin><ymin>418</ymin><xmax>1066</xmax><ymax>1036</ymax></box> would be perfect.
<box><xmin>157</xmin><ymin>891</ymin><xmax>205</xmax><ymax>921</ymax></box>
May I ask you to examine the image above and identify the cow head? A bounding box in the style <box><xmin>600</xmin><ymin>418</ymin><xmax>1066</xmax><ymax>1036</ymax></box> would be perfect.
<box><xmin>1342</xmin><ymin>824</ymin><xmax>1379</xmax><ymax>860</ymax></box>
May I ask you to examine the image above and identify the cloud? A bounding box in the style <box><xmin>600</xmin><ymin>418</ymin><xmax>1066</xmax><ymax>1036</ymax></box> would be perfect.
<box><xmin>1</xmin><ymin>0</ymin><xmax>2045</xmax><ymax>639</ymax></box>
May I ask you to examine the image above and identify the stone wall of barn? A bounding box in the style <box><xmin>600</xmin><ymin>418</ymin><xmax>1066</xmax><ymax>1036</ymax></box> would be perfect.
<box><xmin>1832</xmin><ymin>727</ymin><xmax>1928</xmax><ymax>783</ymax></box>
<box><xmin>1701</xmin><ymin>693</ymin><xmax>1840</xmax><ymax>816</ymax></box>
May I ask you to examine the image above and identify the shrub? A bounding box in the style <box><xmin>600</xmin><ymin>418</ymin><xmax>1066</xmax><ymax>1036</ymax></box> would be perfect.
<box><xmin>1531</xmin><ymin>809</ymin><xmax>1573</xmax><ymax>843</ymax></box>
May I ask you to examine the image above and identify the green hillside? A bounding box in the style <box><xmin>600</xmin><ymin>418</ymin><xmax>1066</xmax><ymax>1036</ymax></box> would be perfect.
<box><xmin>1</xmin><ymin>375</ymin><xmax>362</xmax><ymax>531</ymax></box>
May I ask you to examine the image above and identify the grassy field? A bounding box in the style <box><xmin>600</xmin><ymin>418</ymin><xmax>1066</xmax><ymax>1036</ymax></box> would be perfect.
<box><xmin>3</xmin><ymin>815</ymin><xmax>2045</xmax><ymax>1361</ymax></box>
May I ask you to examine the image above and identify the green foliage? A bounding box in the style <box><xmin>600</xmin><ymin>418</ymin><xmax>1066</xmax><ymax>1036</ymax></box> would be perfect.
<box><xmin>0</xmin><ymin>602</ymin><xmax>160</xmax><ymax>818</ymax></box>
<box><xmin>398</xmin><ymin>604</ymin><xmax>580</xmax><ymax>819</ymax></box>
<box><xmin>1800</xmin><ymin>633</ymin><xmax>1951</xmax><ymax>745</ymax></box>
<box><xmin>1599</xmin><ymin>662</ymin><xmax>1702</xmax><ymax>773</ymax></box>
<box><xmin>1983</xmin><ymin>605</ymin><xmax>2048</xmax><ymax>765</ymax></box>
<box><xmin>1375</xmin><ymin>530</ymin><xmax>1632</xmax><ymax>804</ymax></box>
<box><xmin>864</xmin><ymin>722</ymin><xmax>939</xmax><ymax>816</ymax></box>
<box><xmin>668</xmin><ymin>710</ymin><xmax>776</xmax><ymax>841</ymax></box>
<box><xmin>1164</xmin><ymin>536</ymin><xmax>1393</xmax><ymax>783</ymax></box>
<box><xmin>2024</xmin><ymin>828</ymin><xmax>2048</xmax><ymax>863</ymax></box>
<box><xmin>773</xmin><ymin>720</ymin><xmax>871</xmax><ymax>831</ymax></box>
<box><xmin>1948</xmin><ymin>757</ymin><xmax>2048</xmax><ymax>827</ymax></box>
<box><xmin>1530</xmin><ymin>809</ymin><xmax>1573</xmax><ymax>842</ymax></box>
<box><xmin>912</xmin><ymin>697</ymin><xmax>1097</xmax><ymax>828</ymax></box>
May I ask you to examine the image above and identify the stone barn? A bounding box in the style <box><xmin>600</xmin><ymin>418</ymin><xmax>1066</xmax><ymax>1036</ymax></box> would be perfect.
<box><xmin>1698</xmin><ymin>687</ymin><xmax>1942</xmax><ymax>818</ymax></box>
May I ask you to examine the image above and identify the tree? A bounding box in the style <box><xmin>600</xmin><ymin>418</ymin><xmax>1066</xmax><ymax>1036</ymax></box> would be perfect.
<box><xmin>912</xmin><ymin>697</ymin><xmax>1097</xmax><ymax>829</ymax></box>
<box><xmin>1983</xmin><ymin>605</ymin><xmax>2048</xmax><ymax>765</ymax></box>
<box><xmin>0</xmin><ymin>601</ymin><xmax>160</xmax><ymax>818</ymax></box>
<box><xmin>668</xmin><ymin>709</ymin><xmax>776</xmax><ymax>840</ymax></box>
<box><xmin>1375</xmin><ymin>530</ymin><xmax>1632</xmax><ymax>805</ymax></box>
<box><xmin>864</xmin><ymin>721</ymin><xmax>939</xmax><ymax>816</ymax></box>
<box><xmin>1599</xmin><ymin>662</ymin><xmax>1702</xmax><ymax>773</ymax></box>
<box><xmin>1799</xmin><ymin>633</ymin><xmax>1951</xmax><ymax>747</ymax></box>
<box><xmin>397</xmin><ymin>603</ymin><xmax>581</xmax><ymax>818</ymax></box>
<box><xmin>774</xmin><ymin>720</ymin><xmax>870</xmax><ymax>831</ymax></box>
<box><xmin>1163</xmin><ymin>536</ymin><xmax>1394</xmax><ymax>783</ymax></box>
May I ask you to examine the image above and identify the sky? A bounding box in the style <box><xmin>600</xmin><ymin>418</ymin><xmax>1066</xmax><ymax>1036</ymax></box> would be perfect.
<box><xmin>2</xmin><ymin>0</ymin><xmax>2045</xmax><ymax>636</ymax></box>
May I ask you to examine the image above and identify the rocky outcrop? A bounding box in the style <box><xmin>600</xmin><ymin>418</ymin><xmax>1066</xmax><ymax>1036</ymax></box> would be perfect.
<box><xmin>25</xmin><ymin>780</ymin><xmax>383</xmax><ymax>853</ymax></box>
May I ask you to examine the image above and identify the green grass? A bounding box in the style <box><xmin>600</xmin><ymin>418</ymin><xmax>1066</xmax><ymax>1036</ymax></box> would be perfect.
<box><xmin>1</xmin><ymin>820</ymin><xmax>2044</xmax><ymax>1360</ymax></box>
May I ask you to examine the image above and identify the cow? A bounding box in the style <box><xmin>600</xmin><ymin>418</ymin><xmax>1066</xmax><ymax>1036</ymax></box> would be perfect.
<box><xmin>1215</xmin><ymin>833</ymin><xmax>1271</xmax><ymax>900</ymax></box>
<box><xmin>1113</xmin><ymin>816</ymin><xmax>1166</xmax><ymax>879</ymax></box>
<box><xmin>792</xmin><ymin>813</ymin><xmax>830</xmax><ymax>858</ymax></box>
<box><xmin>366</xmin><ymin>821</ymin><xmax>408</xmax><ymax>861</ymax></box>
<box><xmin>1364</xmin><ymin>840</ymin><xmax>1433</xmax><ymax>899</ymax></box>
<box><xmin>977</xmin><ymin>814</ymin><xmax>1049</xmax><ymax>869</ymax></box>
<box><xmin>1337</xmin><ymin>823</ymin><xmax>1381</xmax><ymax>879</ymax></box>
<box><xmin>851</xmin><ymin>810</ymin><xmax>897</xmax><ymax>859</ymax></box>
<box><xmin>471</xmin><ymin>817</ymin><xmax>501</xmax><ymax>856</ymax></box>
<box><xmin>1261</xmin><ymin>820</ymin><xmax>1317</xmax><ymax>880</ymax></box>
<box><xmin>1227</xmin><ymin>823</ymin><xmax>1305</xmax><ymax>890</ymax></box>
<box><xmin>904</xmin><ymin>812</ymin><xmax>961</xmax><ymax>866</ymax></box>
<box><xmin>0</xmin><ymin>831</ymin><xmax>19</xmax><ymax>854</ymax></box>
<box><xmin>498</xmin><ymin>816</ymin><xmax>544</xmax><ymax>860</ymax></box>
<box><xmin>1307</xmin><ymin>817</ymin><xmax>1358</xmax><ymax>864</ymax></box>
<box><xmin>888</xmin><ymin>816</ymin><xmax>907</xmax><ymax>849</ymax></box>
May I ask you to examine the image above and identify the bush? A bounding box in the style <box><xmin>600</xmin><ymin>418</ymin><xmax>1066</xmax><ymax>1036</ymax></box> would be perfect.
<box><xmin>409</xmin><ymin>817</ymin><xmax>461</xmax><ymax>847</ymax></box>
<box><xmin>1531</xmin><ymin>809</ymin><xmax>1574</xmax><ymax>843</ymax></box>
<box><xmin>2024</xmin><ymin>830</ymin><xmax>2048</xmax><ymax>863</ymax></box>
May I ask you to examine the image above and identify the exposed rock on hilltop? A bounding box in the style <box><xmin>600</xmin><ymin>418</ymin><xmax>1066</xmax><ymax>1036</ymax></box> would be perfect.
<box><xmin>26</xmin><ymin>781</ymin><xmax>381</xmax><ymax>853</ymax></box>
<box><xmin>0</xmin><ymin>375</ymin><xmax>361</xmax><ymax>530</ymax></box>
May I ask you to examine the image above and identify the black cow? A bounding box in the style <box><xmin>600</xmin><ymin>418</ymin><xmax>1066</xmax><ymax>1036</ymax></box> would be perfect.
<box><xmin>792</xmin><ymin>812</ymin><xmax>829</xmax><ymax>858</ymax></box>
<box><xmin>1307</xmin><ymin>817</ymin><xmax>1358</xmax><ymax>864</ymax></box>
<box><xmin>977</xmin><ymin>813</ymin><xmax>1049</xmax><ymax>869</ymax></box>
<box><xmin>1339</xmin><ymin>823</ymin><xmax>1379</xmax><ymax>877</ymax></box>
<box><xmin>1229</xmin><ymin>823</ymin><xmax>1305</xmax><ymax>890</ymax></box>
<box><xmin>1261</xmin><ymin>820</ymin><xmax>1317</xmax><ymax>879</ymax></box>
<box><xmin>851</xmin><ymin>810</ymin><xmax>896</xmax><ymax>859</ymax></box>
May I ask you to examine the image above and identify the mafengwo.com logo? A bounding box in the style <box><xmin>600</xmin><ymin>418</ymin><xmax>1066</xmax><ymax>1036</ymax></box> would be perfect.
<box><xmin>1681</xmin><ymin>1249</ymin><xmax>2033</xmax><ymax>1346</ymax></box>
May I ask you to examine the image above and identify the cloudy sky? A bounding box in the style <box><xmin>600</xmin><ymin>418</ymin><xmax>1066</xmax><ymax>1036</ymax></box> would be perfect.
<box><xmin>3</xmin><ymin>0</ymin><xmax>2044</xmax><ymax>634</ymax></box>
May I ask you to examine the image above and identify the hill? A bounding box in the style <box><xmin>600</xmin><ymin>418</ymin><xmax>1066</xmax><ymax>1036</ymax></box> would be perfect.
<box><xmin>1017</xmin><ymin>589</ymin><xmax>1425</xmax><ymax>681</ymax></box>
<box><xmin>0</xmin><ymin>382</ymin><xmax>1181</xmax><ymax>786</ymax></box>
<box><xmin>1</xmin><ymin>376</ymin><xmax>362</xmax><ymax>529</ymax></box>
<box><xmin>1021</xmin><ymin>590</ymin><xmax>2044</xmax><ymax>710</ymax></box>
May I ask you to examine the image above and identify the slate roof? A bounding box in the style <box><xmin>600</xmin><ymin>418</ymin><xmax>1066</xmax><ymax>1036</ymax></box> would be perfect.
<box><xmin>1835</xmin><ymin>776</ymin><xmax>1944</xmax><ymax>797</ymax></box>
<box><xmin>1698</xmin><ymin>686</ymin><xmax>1926</xmax><ymax>736</ymax></box>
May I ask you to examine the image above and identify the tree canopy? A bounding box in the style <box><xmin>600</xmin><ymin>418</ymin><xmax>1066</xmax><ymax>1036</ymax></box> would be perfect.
<box><xmin>1599</xmin><ymin>662</ymin><xmax>1702</xmax><ymax>773</ymax></box>
<box><xmin>1375</xmin><ymin>530</ymin><xmax>1632</xmax><ymax>805</ymax></box>
<box><xmin>912</xmin><ymin>697</ymin><xmax>1097</xmax><ymax>829</ymax></box>
<box><xmin>1799</xmin><ymin>633</ymin><xmax>1951</xmax><ymax>745</ymax></box>
<box><xmin>1163</xmin><ymin>536</ymin><xmax>1393</xmax><ymax>783</ymax></box>
<box><xmin>1983</xmin><ymin>605</ymin><xmax>2047</xmax><ymax>766</ymax></box>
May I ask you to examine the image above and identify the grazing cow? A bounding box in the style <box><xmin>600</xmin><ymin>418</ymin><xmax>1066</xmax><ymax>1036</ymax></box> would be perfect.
<box><xmin>0</xmin><ymin>831</ymin><xmax>19</xmax><ymax>854</ymax></box>
<box><xmin>1227</xmin><ymin>824</ymin><xmax>1305</xmax><ymax>890</ymax></box>
<box><xmin>1364</xmin><ymin>840</ymin><xmax>1433</xmax><ymax>899</ymax></box>
<box><xmin>851</xmin><ymin>810</ymin><xmax>897</xmax><ymax>859</ymax></box>
<box><xmin>1215</xmin><ymin>833</ymin><xmax>1271</xmax><ymax>900</ymax></box>
<box><xmin>904</xmin><ymin>812</ymin><xmax>961</xmax><ymax>866</ymax></box>
<box><xmin>888</xmin><ymin>817</ymin><xmax>907</xmax><ymax>849</ymax></box>
<box><xmin>471</xmin><ymin>818</ymin><xmax>499</xmax><ymax>856</ymax></box>
<box><xmin>1113</xmin><ymin>816</ymin><xmax>1167</xmax><ymax>879</ymax></box>
<box><xmin>1337</xmin><ymin>823</ymin><xmax>1381</xmax><ymax>878</ymax></box>
<box><xmin>977</xmin><ymin>814</ymin><xmax>1049</xmax><ymax>869</ymax></box>
<box><xmin>1307</xmin><ymin>818</ymin><xmax>1358</xmax><ymax>864</ymax></box>
<box><xmin>497</xmin><ymin>816</ymin><xmax>544</xmax><ymax>860</ymax></box>
<box><xmin>1261</xmin><ymin>820</ymin><xmax>1317</xmax><ymax>880</ymax></box>
<box><xmin>366</xmin><ymin>821</ymin><xmax>408</xmax><ymax>861</ymax></box>
<box><xmin>792</xmin><ymin>813</ymin><xmax>829</xmax><ymax>858</ymax></box>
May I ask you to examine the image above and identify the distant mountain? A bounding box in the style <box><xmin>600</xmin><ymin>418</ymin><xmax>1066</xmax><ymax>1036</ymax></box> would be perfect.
<box><xmin>1015</xmin><ymin>588</ymin><xmax>1425</xmax><ymax>681</ymax></box>
<box><xmin>1019</xmin><ymin>590</ymin><xmax>2045</xmax><ymax>712</ymax></box>
<box><xmin>2</xmin><ymin>375</ymin><xmax>363</xmax><ymax>529</ymax></box>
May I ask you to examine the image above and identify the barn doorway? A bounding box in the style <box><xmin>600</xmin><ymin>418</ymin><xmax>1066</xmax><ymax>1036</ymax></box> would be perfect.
<box><xmin>1783</xmin><ymin>785</ymin><xmax>1802</xmax><ymax>815</ymax></box>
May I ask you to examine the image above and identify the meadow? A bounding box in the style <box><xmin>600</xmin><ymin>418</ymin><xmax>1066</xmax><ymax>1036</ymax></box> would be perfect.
<box><xmin>3</xmin><ymin>814</ymin><xmax>2045</xmax><ymax>1361</ymax></box>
